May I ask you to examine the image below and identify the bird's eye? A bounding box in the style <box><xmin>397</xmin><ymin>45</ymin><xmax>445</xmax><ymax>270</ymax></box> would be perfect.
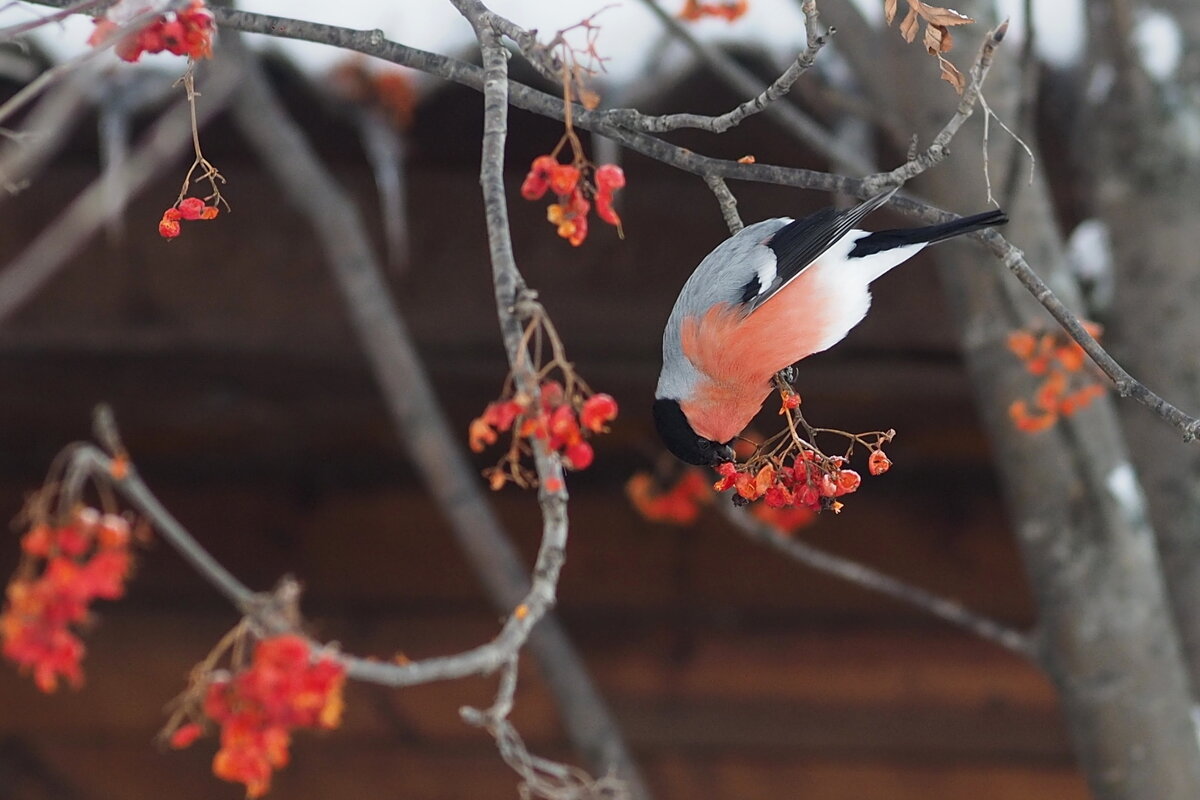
<box><xmin>697</xmin><ymin>439</ymin><xmax>712</xmax><ymax>452</ymax></box>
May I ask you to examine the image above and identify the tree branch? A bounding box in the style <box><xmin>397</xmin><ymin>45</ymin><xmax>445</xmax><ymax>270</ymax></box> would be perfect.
<box><xmin>599</xmin><ymin>0</ymin><xmax>830</xmax><ymax>139</ymax></box>
<box><xmin>717</xmin><ymin>502</ymin><xmax>1037</xmax><ymax>660</ymax></box>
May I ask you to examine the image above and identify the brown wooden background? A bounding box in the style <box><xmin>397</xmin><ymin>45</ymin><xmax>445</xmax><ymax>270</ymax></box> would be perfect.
<box><xmin>0</xmin><ymin>54</ymin><xmax>1085</xmax><ymax>799</ymax></box>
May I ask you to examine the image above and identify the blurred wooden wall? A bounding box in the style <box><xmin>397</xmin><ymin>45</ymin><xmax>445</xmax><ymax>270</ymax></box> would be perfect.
<box><xmin>0</xmin><ymin>55</ymin><xmax>1085</xmax><ymax>799</ymax></box>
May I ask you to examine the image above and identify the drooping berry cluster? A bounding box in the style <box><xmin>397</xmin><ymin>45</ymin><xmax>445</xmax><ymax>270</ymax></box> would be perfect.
<box><xmin>522</xmin><ymin>156</ymin><xmax>625</xmax><ymax>246</ymax></box>
<box><xmin>1</xmin><ymin>508</ymin><xmax>133</xmax><ymax>692</ymax></box>
<box><xmin>706</xmin><ymin>379</ymin><xmax>894</xmax><ymax>515</ymax></box>
<box><xmin>680</xmin><ymin>0</ymin><xmax>749</xmax><ymax>21</ymax></box>
<box><xmin>167</xmin><ymin>635</ymin><xmax>345</xmax><ymax>798</ymax></box>
<box><xmin>158</xmin><ymin>196</ymin><xmax>219</xmax><ymax>239</ymax></box>
<box><xmin>472</xmin><ymin>380</ymin><xmax>619</xmax><ymax>490</ymax></box>
<box><xmin>713</xmin><ymin>453</ymin><xmax>867</xmax><ymax>514</ymax></box>
<box><xmin>87</xmin><ymin>0</ymin><xmax>215</xmax><ymax>63</ymax></box>
<box><xmin>1007</xmin><ymin>323</ymin><xmax>1108</xmax><ymax>433</ymax></box>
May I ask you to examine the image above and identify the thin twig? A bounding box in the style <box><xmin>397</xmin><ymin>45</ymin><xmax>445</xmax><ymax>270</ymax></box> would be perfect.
<box><xmin>601</xmin><ymin>0</ymin><xmax>830</xmax><ymax>138</ymax></box>
<box><xmin>868</xmin><ymin>20</ymin><xmax>1008</xmax><ymax>191</ymax></box>
<box><xmin>717</xmin><ymin>501</ymin><xmax>1037</xmax><ymax>659</ymax></box>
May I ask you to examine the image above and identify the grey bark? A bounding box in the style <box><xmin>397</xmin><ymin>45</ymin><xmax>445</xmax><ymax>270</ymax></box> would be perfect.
<box><xmin>1079</xmin><ymin>0</ymin><xmax>1200</xmax><ymax>697</ymax></box>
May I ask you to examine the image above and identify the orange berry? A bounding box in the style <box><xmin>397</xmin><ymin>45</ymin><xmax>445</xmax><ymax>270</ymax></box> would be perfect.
<box><xmin>868</xmin><ymin>450</ymin><xmax>892</xmax><ymax>476</ymax></box>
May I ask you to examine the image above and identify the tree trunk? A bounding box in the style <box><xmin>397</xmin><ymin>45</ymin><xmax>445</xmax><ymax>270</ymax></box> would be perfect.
<box><xmin>1079</xmin><ymin>0</ymin><xmax>1200</xmax><ymax>697</ymax></box>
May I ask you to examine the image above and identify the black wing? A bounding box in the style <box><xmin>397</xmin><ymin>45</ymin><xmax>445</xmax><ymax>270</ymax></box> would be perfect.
<box><xmin>742</xmin><ymin>187</ymin><xmax>897</xmax><ymax>312</ymax></box>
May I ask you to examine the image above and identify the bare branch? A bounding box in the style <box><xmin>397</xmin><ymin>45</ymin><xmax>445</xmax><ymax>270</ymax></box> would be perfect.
<box><xmin>0</xmin><ymin>0</ymin><xmax>105</xmax><ymax>40</ymax></box>
<box><xmin>717</xmin><ymin>501</ymin><xmax>1037</xmax><ymax>659</ymax></box>
<box><xmin>0</xmin><ymin>68</ymin><xmax>96</xmax><ymax>198</ymax></box>
<box><xmin>600</xmin><ymin>0</ymin><xmax>830</xmax><ymax>138</ymax></box>
<box><xmin>869</xmin><ymin>20</ymin><xmax>1008</xmax><ymax>190</ymax></box>
<box><xmin>625</xmin><ymin>0</ymin><xmax>869</xmax><ymax>174</ymax></box>
<box><xmin>704</xmin><ymin>174</ymin><xmax>743</xmax><ymax>234</ymax></box>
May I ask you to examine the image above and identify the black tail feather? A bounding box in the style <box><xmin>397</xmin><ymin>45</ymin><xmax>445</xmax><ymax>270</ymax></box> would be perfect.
<box><xmin>848</xmin><ymin>208</ymin><xmax>1008</xmax><ymax>258</ymax></box>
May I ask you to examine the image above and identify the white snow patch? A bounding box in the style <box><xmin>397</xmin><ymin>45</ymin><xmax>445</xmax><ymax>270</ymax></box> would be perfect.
<box><xmin>1067</xmin><ymin>219</ymin><xmax>1112</xmax><ymax>283</ymax></box>
<box><xmin>1132</xmin><ymin>9</ymin><xmax>1182</xmax><ymax>81</ymax></box>
<box><xmin>1106</xmin><ymin>463</ymin><xmax>1145</xmax><ymax>520</ymax></box>
<box><xmin>1066</xmin><ymin>218</ymin><xmax>1114</xmax><ymax>311</ymax></box>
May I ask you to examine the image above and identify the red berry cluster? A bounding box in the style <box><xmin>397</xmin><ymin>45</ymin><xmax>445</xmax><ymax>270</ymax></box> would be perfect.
<box><xmin>680</xmin><ymin>0</ymin><xmax>749</xmax><ymax>22</ymax></box>
<box><xmin>626</xmin><ymin>469</ymin><xmax>713</xmax><ymax>525</ymax></box>
<box><xmin>159</xmin><ymin>196</ymin><xmax>219</xmax><ymax>239</ymax></box>
<box><xmin>168</xmin><ymin>635</ymin><xmax>345</xmax><ymax>798</ymax></box>
<box><xmin>521</xmin><ymin>156</ymin><xmax>625</xmax><ymax>246</ymax></box>
<box><xmin>471</xmin><ymin>381</ymin><xmax>618</xmax><ymax>489</ymax></box>
<box><xmin>87</xmin><ymin>0</ymin><xmax>215</xmax><ymax>63</ymax></box>
<box><xmin>1</xmin><ymin>508</ymin><xmax>133</xmax><ymax>692</ymax></box>
<box><xmin>714</xmin><ymin>452</ymin><xmax>869</xmax><ymax>514</ymax></box>
<box><xmin>1007</xmin><ymin>323</ymin><xmax>1108</xmax><ymax>433</ymax></box>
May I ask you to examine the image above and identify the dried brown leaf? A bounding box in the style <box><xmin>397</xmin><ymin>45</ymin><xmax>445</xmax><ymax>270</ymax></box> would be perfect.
<box><xmin>937</xmin><ymin>53</ymin><xmax>966</xmax><ymax>93</ymax></box>
<box><xmin>899</xmin><ymin>7</ymin><xmax>920</xmax><ymax>42</ymax></box>
<box><xmin>918</xmin><ymin>3</ymin><xmax>973</xmax><ymax>27</ymax></box>
<box><xmin>924</xmin><ymin>23</ymin><xmax>955</xmax><ymax>54</ymax></box>
<box><xmin>884</xmin><ymin>0</ymin><xmax>898</xmax><ymax>25</ymax></box>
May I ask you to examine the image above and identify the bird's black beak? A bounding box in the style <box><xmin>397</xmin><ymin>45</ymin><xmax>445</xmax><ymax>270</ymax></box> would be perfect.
<box><xmin>713</xmin><ymin>443</ymin><xmax>736</xmax><ymax>465</ymax></box>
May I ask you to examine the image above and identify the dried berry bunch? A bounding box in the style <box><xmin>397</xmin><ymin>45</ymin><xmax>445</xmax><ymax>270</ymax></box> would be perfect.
<box><xmin>522</xmin><ymin>156</ymin><xmax>624</xmax><ymax>246</ymax></box>
<box><xmin>1</xmin><ymin>505</ymin><xmax>135</xmax><ymax>693</ymax></box>
<box><xmin>518</xmin><ymin>10</ymin><xmax>626</xmax><ymax>247</ymax></box>
<box><xmin>87</xmin><ymin>0</ymin><xmax>215</xmax><ymax>63</ymax></box>
<box><xmin>470</xmin><ymin>309</ymin><xmax>617</xmax><ymax>492</ymax></box>
<box><xmin>679</xmin><ymin>0</ymin><xmax>749</xmax><ymax>22</ymax></box>
<box><xmin>711</xmin><ymin>376</ymin><xmax>894</xmax><ymax>514</ymax></box>
<box><xmin>1008</xmin><ymin>322</ymin><xmax>1109</xmax><ymax>433</ymax></box>
<box><xmin>164</xmin><ymin>631</ymin><xmax>345</xmax><ymax>798</ymax></box>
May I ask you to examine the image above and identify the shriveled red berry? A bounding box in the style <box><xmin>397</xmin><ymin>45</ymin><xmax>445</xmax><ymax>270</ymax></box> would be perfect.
<box><xmin>178</xmin><ymin>197</ymin><xmax>206</xmax><ymax>220</ymax></box>
<box><xmin>564</xmin><ymin>441</ymin><xmax>594</xmax><ymax>470</ymax></box>
<box><xmin>834</xmin><ymin>469</ymin><xmax>861</xmax><ymax>496</ymax></box>
<box><xmin>594</xmin><ymin>164</ymin><xmax>625</xmax><ymax>191</ymax></box>
<box><xmin>159</xmin><ymin>218</ymin><xmax>182</xmax><ymax>239</ymax></box>
<box><xmin>549</xmin><ymin>164</ymin><xmax>580</xmax><ymax>195</ymax></box>
<box><xmin>581</xmin><ymin>393</ymin><xmax>618</xmax><ymax>432</ymax></box>
<box><xmin>868</xmin><ymin>450</ymin><xmax>892</xmax><ymax>476</ymax></box>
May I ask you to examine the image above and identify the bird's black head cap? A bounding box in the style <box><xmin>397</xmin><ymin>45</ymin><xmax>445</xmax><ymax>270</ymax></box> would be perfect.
<box><xmin>653</xmin><ymin>398</ymin><xmax>736</xmax><ymax>466</ymax></box>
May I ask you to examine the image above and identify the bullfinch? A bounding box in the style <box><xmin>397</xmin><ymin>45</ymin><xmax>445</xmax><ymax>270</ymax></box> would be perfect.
<box><xmin>654</xmin><ymin>189</ymin><xmax>1007</xmax><ymax>466</ymax></box>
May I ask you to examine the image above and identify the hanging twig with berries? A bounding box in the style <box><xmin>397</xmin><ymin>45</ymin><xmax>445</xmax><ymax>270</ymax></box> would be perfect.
<box><xmin>470</xmin><ymin>304</ymin><xmax>618</xmax><ymax>490</ymax></box>
<box><xmin>712</xmin><ymin>376</ymin><xmax>895</xmax><ymax>514</ymax></box>
<box><xmin>518</xmin><ymin>10</ymin><xmax>625</xmax><ymax>247</ymax></box>
<box><xmin>158</xmin><ymin>64</ymin><xmax>226</xmax><ymax>238</ymax></box>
